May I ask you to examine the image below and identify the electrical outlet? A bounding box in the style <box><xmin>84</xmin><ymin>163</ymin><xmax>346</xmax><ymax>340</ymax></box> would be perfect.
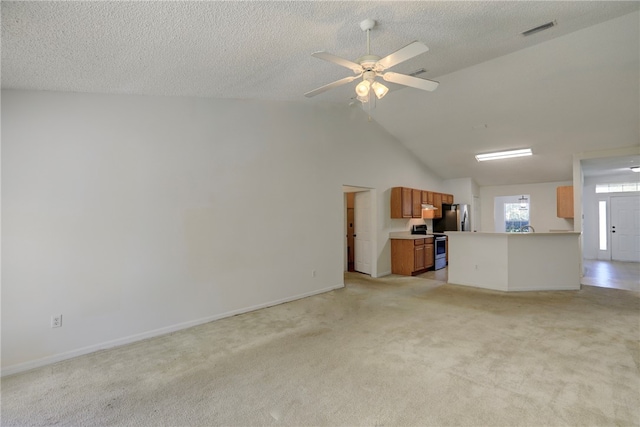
<box><xmin>51</xmin><ymin>315</ymin><xmax>62</xmax><ymax>328</ymax></box>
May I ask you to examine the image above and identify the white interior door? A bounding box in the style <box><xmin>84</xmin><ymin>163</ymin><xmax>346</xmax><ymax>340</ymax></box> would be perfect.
<box><xmin>354</xmin><ymin>191</ymin><xmax>372</xmax><ymax>275</ymax></box>
<box><xmin>611</xmin><ymin>195</ymin><xmax>640</xmax><ymax>262</ymax></box>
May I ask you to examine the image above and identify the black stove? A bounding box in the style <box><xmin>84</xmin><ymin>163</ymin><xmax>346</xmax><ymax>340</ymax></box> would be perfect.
<box><xmin>411</xmin><ymin>224</ymin><xmax>428</xmax><ymax>235</ymax></box>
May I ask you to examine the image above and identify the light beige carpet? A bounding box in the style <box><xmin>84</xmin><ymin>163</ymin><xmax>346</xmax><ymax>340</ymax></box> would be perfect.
<box><xmin>2</xmin><ymin>273</ymin><xmax>639</xmax><ymax>426</ymax></box>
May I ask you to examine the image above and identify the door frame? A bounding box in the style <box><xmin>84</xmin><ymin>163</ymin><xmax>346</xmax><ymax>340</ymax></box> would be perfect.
<box><xmin>574</xmin><ymin>146</ymin><xmax>640</xmax><ymax>275</ymax></box>
<box><xmin>343</xmin><ymin>185</ymin><xmax>378</xmax><ymax>277</ymax></box>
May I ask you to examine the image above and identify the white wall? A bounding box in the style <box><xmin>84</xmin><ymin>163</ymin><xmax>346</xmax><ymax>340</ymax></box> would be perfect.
<box><xmin>1</xmin><ymin>89</ymin><xmax>440</xmax><ymax>373</ymax></box>
<box><xmin>443</xmin><ymin>177</ymin><xmax>478</xmax><ymax>206</ymax></box>
<box><xmin>479</xmin><ymin>181</ymin><xmax>574</xmax><ymax>232</ymax></box>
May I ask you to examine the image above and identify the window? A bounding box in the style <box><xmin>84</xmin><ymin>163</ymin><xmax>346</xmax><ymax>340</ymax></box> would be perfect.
<box><xmin>599</xmin><ymin>200</ymin><xmax>607</xmax><ymax>251</ymax></box>
<box><xmin>595</xmin><ymin>182</ymin><xmax>640</xmax><ymax>193</ymax></box>
<box><xmin>504</xmin><ymin>199</ymin><xmax>529</xmax><ymax>232</ymax></box>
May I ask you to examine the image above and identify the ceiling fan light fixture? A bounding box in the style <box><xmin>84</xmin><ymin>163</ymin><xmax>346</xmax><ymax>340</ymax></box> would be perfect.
<box><xmin>371</xmin><ymin>81</ymin><xmax>389</xmax><ymax>99</ymax></box>
<box><xmin>305</xmin><ymin>20</ymin><xmax>439</xmax><ymax>101</ymax></box>
<box><xmin>475</xmin><ymin>148</ymin><xmax>533</xmax><ymax>162</ymax></box>
<box><xmin>357</xmin><ymin>93</ymin><xmax>370</xmax><ymax>103</ymax></box>
<box><xmin>355</xmin><ymin>80</ymin><xmax>371</xmax><ymax>97</ymax></box>
<box><xmin>519</xmin><ymin>195</ymin><xmax>529</xmax><ymax>209</ymax></box>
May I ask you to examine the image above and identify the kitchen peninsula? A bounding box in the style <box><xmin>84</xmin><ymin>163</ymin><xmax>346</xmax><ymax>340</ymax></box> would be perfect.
<box><xmin>446</xmin><ymin>231</ymin><xmax>581</xmax><ymax>292</ymax></box>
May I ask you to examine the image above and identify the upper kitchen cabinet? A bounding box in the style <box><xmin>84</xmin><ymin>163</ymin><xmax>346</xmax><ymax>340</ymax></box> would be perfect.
<box><xmin>391</xmin><ymin>187</ymin><xmax>414</xmax><ymax>218</ymax></box>
<box><xmin>391</xmin><ymin>187</ymin><xmax>454</xmax><ymax>219</ymax></box>
<box><xmin>432</xmin><ymin>193</ymin><xmax>443</xmax><ymax>219</ymax></box>
<box><xmin>412</xmin><ymin>189</ymin><xmax>423</xmax><ymax>218</ymax></box>
<box><xmin>557</xmin><ymin>186</ymin><xmax>574</xmax><ymax>218</ymax></box>
<box><xmin>422</xmin><ymin>191</ymin><xmax>433</xmax><ymax>205</ymax></box>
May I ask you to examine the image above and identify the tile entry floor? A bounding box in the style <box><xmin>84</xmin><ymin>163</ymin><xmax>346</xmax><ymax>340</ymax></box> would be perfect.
<box><xmin>582</xmin><ymin>259</ymin><xmax>640</xmax><ymax>292</ymax></box>
<box><xmin>417</xmin><ymin>260</ymin><xmax>639</xmax><ymax>292</ymax></box>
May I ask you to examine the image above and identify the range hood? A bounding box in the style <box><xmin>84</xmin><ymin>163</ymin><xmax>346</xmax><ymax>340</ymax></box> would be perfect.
<box><xmin>421</xmin><ymin>204</ymin><xmax>437</xmax><ymax>219</ymax></box>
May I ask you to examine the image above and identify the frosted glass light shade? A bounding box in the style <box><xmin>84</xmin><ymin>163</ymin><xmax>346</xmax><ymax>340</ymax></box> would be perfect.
<box><xmin>371</xmin><ymin>81</ymin><xmax>388</xmax><ymax>99</ymax></box>
<box><xmin>355</xmin><ymin>80</ymin><xmax>371</xmax><ymax>97</ymax></box>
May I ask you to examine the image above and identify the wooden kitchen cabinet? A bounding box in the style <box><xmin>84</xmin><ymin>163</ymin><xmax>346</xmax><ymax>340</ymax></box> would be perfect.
<box><xmin>414</xmin><ymin>242</ymin><xmax>426</xmax><ymax>271</ymax></box>
<box><xmin>391</xmin><ymin>187</ymin><xmax>413</xmax><ymax>218</ymax></box>
<box><xmin>432</xmin><ymin>193</ymin><xmax>443</xmax><ymax>219</ymax></box>
<box><xmin>412</xmin><ymin>189</ymin><xmax>422</xmax><ymax>218</ymax></box>
<box><xmin>391</xmin><ymin>237</ymin><xmax>434</xmax><ymax>275</ymax></box>
<box><xmin>390</xmin><ymin>187</ymin><xmax>453</xmax><ymax>220</ymax></box>
<box><xmin>557</xmin><ymin>186</ymin><xmax>574</xmax><ymax>218</ymax></box>
<box><xmin>425</xmin><ymin>243</ymin><xmax>434</xmax><ymax>269</ymax></box>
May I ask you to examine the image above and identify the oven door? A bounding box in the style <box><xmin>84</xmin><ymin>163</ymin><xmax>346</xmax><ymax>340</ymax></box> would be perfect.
<box><xmin>435</xmin><ymin>237</ymin><xmax>446</xmax><ymax>257</ymax></box>
<box><xmin>434</xmin><ymin>237</ymin><xmax>447</xmax><ymax>270</ymax></box>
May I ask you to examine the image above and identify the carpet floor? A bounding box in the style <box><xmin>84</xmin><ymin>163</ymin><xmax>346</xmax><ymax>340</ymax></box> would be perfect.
<box><xmin>2</xmin><ymin>273</ymin><xmax>639</xmax><ymax>426</ymax></box>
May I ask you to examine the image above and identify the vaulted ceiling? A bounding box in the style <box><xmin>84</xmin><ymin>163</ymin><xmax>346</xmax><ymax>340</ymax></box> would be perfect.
<box><xmin>2</xmin><ymin>1</ymin><xmax>639</xmax><ymax>185</ymax></box>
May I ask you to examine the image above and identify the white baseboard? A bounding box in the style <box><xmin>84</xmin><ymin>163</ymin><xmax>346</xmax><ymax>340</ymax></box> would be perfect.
<box><xmin>1</xmin><ymin>284</ymin><xmax>344</xmax><ymax>377</ymax></box>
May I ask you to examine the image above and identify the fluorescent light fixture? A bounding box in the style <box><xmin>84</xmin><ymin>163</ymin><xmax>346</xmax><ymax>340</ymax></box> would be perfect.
<box><xmin>631</xmin><ymin>166</ymin><xmax>640</xmax><ymax>173</ymax></box>
<box><xmin>475</xmin><ymin>148</ymin><xmax>532</xmax><ymax>162</ymax></box>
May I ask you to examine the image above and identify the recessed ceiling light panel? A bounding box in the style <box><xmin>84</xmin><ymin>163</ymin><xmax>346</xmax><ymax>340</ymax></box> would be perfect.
<box><xmin>475</xmin><ymin>148</ymin><xmax>533</xmax><ymax>162</ymax></box>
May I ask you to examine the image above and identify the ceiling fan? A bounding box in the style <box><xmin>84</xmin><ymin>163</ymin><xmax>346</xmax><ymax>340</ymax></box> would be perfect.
<box><xmin>304</xmin><ymin>19</ymin><xmax>439</xmax><ymax>102</ymax></box>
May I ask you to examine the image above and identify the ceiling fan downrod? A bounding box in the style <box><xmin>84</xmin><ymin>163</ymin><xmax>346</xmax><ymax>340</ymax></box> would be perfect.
<box><xmin>360</xmin><ymin>19</ymin><xmax>376</xmax><ymax>55</ymax></box>
<box><xmin>356</xmin><ymin>19</ymin><xmax>386</xmax><ymax>104</ymax></box>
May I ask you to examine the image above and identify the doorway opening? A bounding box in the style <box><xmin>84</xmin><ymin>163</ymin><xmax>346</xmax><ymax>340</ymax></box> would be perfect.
<box><xmin>576</xmin><ymin>149</ymin><xmax>640</xmax><ymax>285</ymax></box>
<box><xmin>343</xmin><ymin>185</ymin><xmax>377</xmax><ymax>277</ymax></box>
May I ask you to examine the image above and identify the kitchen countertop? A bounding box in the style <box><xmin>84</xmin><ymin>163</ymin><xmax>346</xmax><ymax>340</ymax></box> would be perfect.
<box><xmin>445</xmin><ymin>231</ymin><xmax>580</xmax><ymax>235</ymax></box>
<box><xmin>389</xmin><ymin>232</ymin><xmax>436</xmax><ymax>240</ymax></box>
<box><xmin>390</xmin><ymin>231</ymin><xmax>579</xmax><ymax>240</ymax></box>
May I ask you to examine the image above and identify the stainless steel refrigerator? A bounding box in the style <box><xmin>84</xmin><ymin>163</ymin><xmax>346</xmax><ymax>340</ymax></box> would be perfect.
<box><xmin>433</xmin><ymin>204</ymin><xmax>471</xmax><ymax>232</ymax></box>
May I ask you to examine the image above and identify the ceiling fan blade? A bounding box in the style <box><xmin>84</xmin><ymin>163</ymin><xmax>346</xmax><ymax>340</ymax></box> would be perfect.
<box><xmin>376</xmin><ymin>41</ymin><xmax>429</xmax><ymax>70</ymax></box>
<box><xmin>382</xmin><ymin>72</ymin><xmax>439</xmax><ymax>92</ymax></box>
<box><xmin>312</xmin><ymin>51</ymin><xmax>362</xmax><ymax>73</ymax></box>
<box><xmin>304</xmin><ymin>74</ymin><xmax>361</xmax><ymax>98</ymax></box>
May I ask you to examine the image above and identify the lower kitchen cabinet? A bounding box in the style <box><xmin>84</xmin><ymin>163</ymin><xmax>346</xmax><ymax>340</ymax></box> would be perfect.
<box><xmin>391</xmin><ymin>237</ymin><xmax>434</xmax><ymax>276</ymax></box>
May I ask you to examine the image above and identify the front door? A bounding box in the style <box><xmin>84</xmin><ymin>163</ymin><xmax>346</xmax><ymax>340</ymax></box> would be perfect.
<box><xmin>354</xmin><ymin>191</ymin><xmax>372</xmax><ymax>275</ymax></box>
<box><xmin>611</xmin><ymin>195</ymin><xmax>640</xmax><ymax>262</ymax></box>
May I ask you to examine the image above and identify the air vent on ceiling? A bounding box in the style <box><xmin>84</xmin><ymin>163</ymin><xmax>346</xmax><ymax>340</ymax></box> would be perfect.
<box><xmin>522</xmin><ymin>20</ymin><xmax>556</xmax><ymax>36</ymax></box>
<box><xmin>409</xmin><ymin>68</ymin><xmax>427</xmax><ymax>77</ymax></box>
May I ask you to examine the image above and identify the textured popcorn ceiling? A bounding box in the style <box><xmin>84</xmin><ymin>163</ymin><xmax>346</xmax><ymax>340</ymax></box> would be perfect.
<box><xmin>2</xmin><ymin>1</ymin><xmax>639</xmax><ymax>184</ymax></box>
